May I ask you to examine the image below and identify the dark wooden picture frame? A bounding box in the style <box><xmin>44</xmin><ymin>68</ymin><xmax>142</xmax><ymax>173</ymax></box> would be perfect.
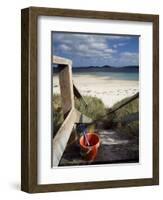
<box><xmin>21</xmin><ymin>7</ymin><xmax>159</xmax><ymax>193</ymax></box>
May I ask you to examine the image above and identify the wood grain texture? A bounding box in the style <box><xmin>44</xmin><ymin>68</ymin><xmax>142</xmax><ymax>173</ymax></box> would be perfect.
<box><xmin>59</xmin><ymin>64</ymin><xmax>74</xmax><ymax>117</ymax></box>
<box><xmin>73</xmin><ymin>83</ymin><xmax>88</xmax><ymax>107</ymax></box>
<box><xmin>53</xmin><ymin>109</ymin><xmax>76</xmax><ymax>166</ymax></box>
<box><xmin>53</xmin><ymin>55</ymin><xmax>72</xmax><ymax>66</ymax></box>
<box><xmin>152</xmin><ymin>15</ymin><xmax>159</xmax><ymax>185</ymax></box>
<box><xmin>21</xmin><ymin>7</ymin><xmax>38</xmax><ymax>193</ymax></box>
<box><xmin>21</xmin><ymin>8</ymin><xmax>30</xmax><ymax>192</ymax></box>
<box><xmin>21</xmin><ymin>7</ymin><xmax>159</xmax><ymax>193</ymax></box>
<box><xmin>26</xmin><ymin>178</ymin><xmax>154</xmax><ymax>193</ymax></box>
<box><xmin>29</xmin><ymin>6</ymin><xmax>157</xmax><ymax>22</ymax></box>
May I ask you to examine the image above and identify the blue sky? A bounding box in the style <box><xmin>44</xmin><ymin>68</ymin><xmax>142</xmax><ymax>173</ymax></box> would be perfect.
<box><xmin>52</xmin><ymin>32</ymin><xmax>139</xmax><ymax>67</ymax></box>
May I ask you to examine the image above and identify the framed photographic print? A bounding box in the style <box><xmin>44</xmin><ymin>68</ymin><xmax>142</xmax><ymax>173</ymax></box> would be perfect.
<box><xmin>21</xmin><ymin>7</ymin><xmax>159</xmax><ymax>193</ymax></box>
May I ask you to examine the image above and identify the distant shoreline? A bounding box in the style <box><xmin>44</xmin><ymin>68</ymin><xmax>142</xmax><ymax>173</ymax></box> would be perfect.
<box><xmin>53</xmin><ymin>65</ymin><xmax>139</xmax><ymax>73</ymax></box>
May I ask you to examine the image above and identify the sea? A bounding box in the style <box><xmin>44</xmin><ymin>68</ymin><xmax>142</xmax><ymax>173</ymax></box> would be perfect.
<box><xmin>72</xmin><ymin>71</ymin><xmax>139</xmax><ymax>81</ymax></box>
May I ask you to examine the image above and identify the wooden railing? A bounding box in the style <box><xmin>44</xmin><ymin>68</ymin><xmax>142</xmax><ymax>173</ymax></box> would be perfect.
<box><xmin>91</xmin><ymin>92</ymin><xmax>139</xmax><ymax>124</ymax></box>
<box><xmin>107</xmin><ymin>92</ymin><xmax>139</xmax><ymax>115</ymax></box>
<box><xmin>52</xmin><ymin>56</ymin><xmax>92</xmax><ymax>166</ymax></box>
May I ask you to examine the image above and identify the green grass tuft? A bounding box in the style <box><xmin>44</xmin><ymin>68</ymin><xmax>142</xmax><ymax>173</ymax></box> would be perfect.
<box><xmin>75</xmin><ymin>96</ymin><xmax>107</xmax><ymax>121</ymax></box>
<box><xmin>53</xmin><ymin>94</ymin><xmax>139</xmax><ymax>137</ymax></box>
<box><xmin>52</xmin><ymin>94</ymin><xmax>64</xmax><ymax>136</ymax></box>
<box><xmin>53</xmin><ymin>94</ymin><xmax>106</xmax><ymax>136</ymax></box>
<box><xmin>103</xmin><ymin>97</ymin><xmax>139</xmax><ymax>136</ymax></box>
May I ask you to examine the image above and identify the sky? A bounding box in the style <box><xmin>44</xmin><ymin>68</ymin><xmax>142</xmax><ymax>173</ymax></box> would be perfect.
<box><xmin>52</xmin><ymin>32</ymin><xmax>139</xmax><ymax>67</ymax></box>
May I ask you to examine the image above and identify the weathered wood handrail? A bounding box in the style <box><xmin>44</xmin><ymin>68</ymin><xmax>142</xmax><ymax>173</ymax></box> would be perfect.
<box><xmin>107</xmin><ymin>92</ymin><xmax>139</xmax><ymax>115</ymax></box>
<box><xmin>53</xmin><ymin>55</ymin><xmax>72</xmax><ymax>66</ymax></box>
<box><xmin>91</xmin><ymin>92</ymin><xmax>139</xmax><ymax>125</ymax></box>
<box><xmin>73</xmin><ymin>83</ymin><xmax>88</xmax><ymax>107</ymax></box>
<box><xmin>52</xmin><ymin>56</ymin><xmax>92</xmax><ymax>166</ymax></box>
<box><xmin>53</xmin><ymin>109</ymin><xmax>75</xmax><ymax>166</ymax></box>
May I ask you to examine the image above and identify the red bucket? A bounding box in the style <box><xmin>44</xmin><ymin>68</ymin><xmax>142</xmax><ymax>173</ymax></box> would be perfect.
<box><xmin>79</xmin><ymin>133</ymin><xmax>100</xmax><ymax>161</ymax></box>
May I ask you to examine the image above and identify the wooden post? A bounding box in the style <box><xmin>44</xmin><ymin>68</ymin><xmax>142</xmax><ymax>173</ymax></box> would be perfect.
<box><xmin>59</xmin><ymin>64</ymin><xmax>74</xmax><ymax>118</ymax></box>
<box><xmin>53</xmin><ymin>56</ymin><xmax>74</xmax><ymax>118</ymax></box>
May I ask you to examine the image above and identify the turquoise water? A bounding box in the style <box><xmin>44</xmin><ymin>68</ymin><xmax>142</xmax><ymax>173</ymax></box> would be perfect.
<box><xmin>73</xmin><ymin>72</ymin><xmax>139</xmax><ymax>81</ymax></box>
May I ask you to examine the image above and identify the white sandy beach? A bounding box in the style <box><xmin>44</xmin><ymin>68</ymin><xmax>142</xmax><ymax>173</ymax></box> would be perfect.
<box><xmin>53</xmin><ymin>74</ymin><xmax>139</xmax><ymax>108</ymax></box>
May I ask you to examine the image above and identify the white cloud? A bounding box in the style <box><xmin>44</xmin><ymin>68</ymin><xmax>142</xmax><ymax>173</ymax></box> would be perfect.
<box><xmin>103</xmin><ymin>35</ymin><xmax>131</xmax><ymax>40</ymax></box>
<box><xmin>53</xmin><ymin>33</ymin><xmax>117</xmax><ymax>58</ymax></box>
<box><xmin>118</xmin><ymin>52</ymin><xmax>139</xmax><ymax>65</ymax></box>
<box><xmin>113</xmin><ymin>42</ymin><xmax>126</xmax><ymax>48</ymax></box>
<box><xmin>104</xmin><ymin>49</ymin><xmax>116</xmax><ymax>53</ymax></box>
<box><xmin>59</xmin><ymin>44</ymin><xmax>71</xmax><ymax>51</ymax></box>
